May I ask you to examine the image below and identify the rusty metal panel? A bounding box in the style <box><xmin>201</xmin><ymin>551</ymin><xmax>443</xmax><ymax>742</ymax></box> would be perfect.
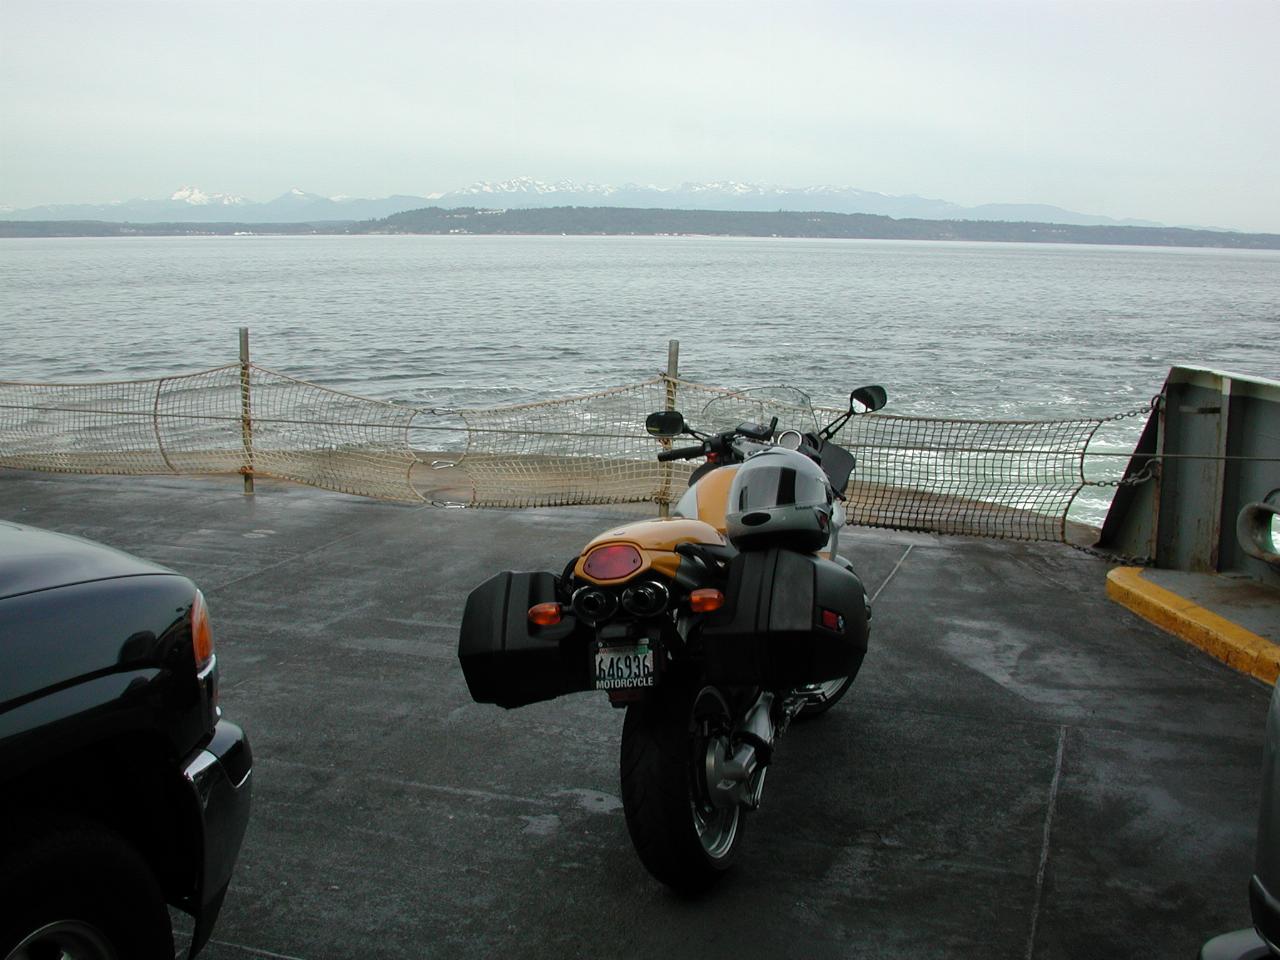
<box><xmin>1219</xmin><ymin>382</ymin><xmax>1280</xmax><ymax>586</ymax></box>
<box><xmin>1158</xmin><ymin>371</ymin><xmax>1230</xmax><ymax>572</ymax></box>
<box><xmin>1102</xmin><ymin>366</ymin><xmax>1280</xmax><ymax>588</ymax></box>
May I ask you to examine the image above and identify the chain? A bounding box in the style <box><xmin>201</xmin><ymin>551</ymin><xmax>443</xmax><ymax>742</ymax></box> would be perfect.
<box><xmin>1097</xmin><ymin>392</ymin><xmax>1163</xmax><ymax>424</ymax></box>
<box><xmin>1082</xmin><ymin>394</ymin><xmax>1162</xmax><ymax>491</ymax></box>
<box><xmin>1068</xmin><ymin>541</ymin><xmax>1153</xmax><ymax>566</ymax></box>
<box><xmin>1083</xmin><ymin>460</ymin><xmax>1158</xmax><ymax>489</ymax></box>
<box><xmin>1074</xmin><ymin>395</ymin><xmax>1161</xmax><ymax>561</ymax></box>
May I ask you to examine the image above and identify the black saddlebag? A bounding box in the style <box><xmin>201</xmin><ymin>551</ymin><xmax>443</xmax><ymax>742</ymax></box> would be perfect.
<box><xmin>702</xmin><ymin>548</ymin><xmax>869</xmax><ymax>688</ymax></box>
<box><xmin>458</xmin><ymin>571</ymin><xmax>591</xmax><ymax>709</ymax></box>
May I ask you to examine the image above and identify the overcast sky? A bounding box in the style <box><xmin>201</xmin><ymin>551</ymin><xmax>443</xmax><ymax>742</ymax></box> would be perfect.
<box><xmin>1</xmin><ymin>0</ymin><xmax>1277</xmax><ymax>231</ymax></box>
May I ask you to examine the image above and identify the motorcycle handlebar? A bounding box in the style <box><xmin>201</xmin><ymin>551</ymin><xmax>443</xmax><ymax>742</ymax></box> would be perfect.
<box><xmin>657</xmin><ymin>443</ymin><xmax>708</xmax><ymax>462</ymax></box>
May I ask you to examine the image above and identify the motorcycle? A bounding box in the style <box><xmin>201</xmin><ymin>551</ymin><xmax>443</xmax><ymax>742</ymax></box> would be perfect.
<box><xmin>457</xmin><ymin>383</ymin><xmax>888</xmax><ymax>892</ymax></box>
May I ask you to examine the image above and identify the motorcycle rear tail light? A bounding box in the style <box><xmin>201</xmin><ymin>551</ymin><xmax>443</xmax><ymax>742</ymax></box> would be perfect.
<box><xmin>528</xmin><ymin>602</ymin><xmax>563</xmax><ymax>626</ymax></box>
<box><xmin>689</xmin><ymin>588</ymin><xmax>725</xmax><ymax>613</ymax></box>
<box><xmin>583</xmin><ymin>544</ymin><xmax>643</xmax><ymax>580</ymax></box>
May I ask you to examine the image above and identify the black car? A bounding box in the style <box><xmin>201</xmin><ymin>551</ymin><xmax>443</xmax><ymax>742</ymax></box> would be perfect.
<box><xmin>1201</xmin><ymin>677</ymin><xmax>1280</xmax><ymax>960</ymax></box>
<box><xmin>0</xmin><ymin>521</ymin><xmax>252</xmax><ymax>959</ymax></box>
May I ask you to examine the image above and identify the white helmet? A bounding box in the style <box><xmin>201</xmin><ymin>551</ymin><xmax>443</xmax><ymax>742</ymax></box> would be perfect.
<box><xmin>725</xmin><ymin>447</ymin><xmax>834</xmax><ymax>552</ymax></box>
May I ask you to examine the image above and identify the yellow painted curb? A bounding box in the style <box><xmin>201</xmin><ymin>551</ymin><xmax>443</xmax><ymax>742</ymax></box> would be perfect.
<box><xmin>1107</xmin><ymin>567</ymin><xmax>1280</xmax><ymax>685</ymax></box>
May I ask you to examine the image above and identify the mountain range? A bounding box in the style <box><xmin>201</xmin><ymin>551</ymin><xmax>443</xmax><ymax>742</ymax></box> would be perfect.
<box><xmin>1</xmin><ymin>178</ymin><xmax>1172</xmax><ymax>228</ymax></box>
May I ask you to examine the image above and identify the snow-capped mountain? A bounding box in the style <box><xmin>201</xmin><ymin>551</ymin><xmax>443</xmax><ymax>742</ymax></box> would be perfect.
<box><xmin>448</xmin><ymin>176</ymin><xmax>621</xmax><ymax>198</ymax></box>
<box><xmin>1</xmin><ymin>188</ymin><xmax>433</xmax><ymax>223</ymax></box>
<box><xmin>1</xmin><ymin>179</ymin><xmax>1166</xmax><ymax>228</ymax></box>
<box><xmin>170</xmin><ymin>185</ymin><xmax>248</xmax><ymax>206</ymax></box>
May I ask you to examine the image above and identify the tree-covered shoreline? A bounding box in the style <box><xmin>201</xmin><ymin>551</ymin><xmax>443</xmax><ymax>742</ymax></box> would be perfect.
<box><xmin>3</xmin><ymin>205</ymin><xmax>1277</xmax><ymax>250</ymax></box>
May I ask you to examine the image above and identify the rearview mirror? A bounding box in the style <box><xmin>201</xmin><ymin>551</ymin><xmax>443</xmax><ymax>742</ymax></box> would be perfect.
<box><xmin>850</xmin><ymin>385</ymin><xmax>887</xmax><ymax>414</ymax></box>
<box><xmin>645</xmin><ymin>410</ymin><xmax>686</xmax><ymax>438</ymax></box>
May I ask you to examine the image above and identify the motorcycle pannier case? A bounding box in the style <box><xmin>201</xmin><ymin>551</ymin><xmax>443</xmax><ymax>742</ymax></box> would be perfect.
<box><xmin>702</xmin><ymin>548</ymin><xmax>869</xmax><ymax>688</ymax></box>
<box><xmin>458</xmin><ymin>571</ymin><xmax>591</xmax><ymax>709</ymax></box>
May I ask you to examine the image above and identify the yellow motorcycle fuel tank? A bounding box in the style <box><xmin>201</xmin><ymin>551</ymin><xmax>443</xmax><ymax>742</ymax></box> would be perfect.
<box><xmin>672</xmin><ymin>465</ymin><xmax>739</xmax><ymax>532</ymax></box>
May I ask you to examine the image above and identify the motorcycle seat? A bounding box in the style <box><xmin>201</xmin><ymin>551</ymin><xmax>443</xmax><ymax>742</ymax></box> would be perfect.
<box><xmin>676</xmin><ymin>540</ymin><xmax>737</xmax><ymax>575</ymax></box>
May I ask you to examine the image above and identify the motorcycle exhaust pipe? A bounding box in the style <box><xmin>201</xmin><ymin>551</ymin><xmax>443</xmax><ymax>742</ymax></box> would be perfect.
<box><xmin>572</xmin><ymin>586</ymin><xmax>617</xmax><ymax>624</ymax></box>
<box><xmin>735</xmin><ymin>692</ymin><xmax>776</xmax><ymax>763</ymax></box>
<box><xmin>620</xmin><ymin>580</ymin><xmax>669</xmax><ymax>618</ymax></box>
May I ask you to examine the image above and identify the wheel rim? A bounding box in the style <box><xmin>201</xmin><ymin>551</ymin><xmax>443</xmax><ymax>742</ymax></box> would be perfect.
<box><xmin>4</xmin><ymin>920</ymin><xmax>116</xmax><ymax>960</ymax></box>
<box><xmin>688</xmin><ymin>687</ymin><xmax>740</xmax><ymax>861</ymax></box>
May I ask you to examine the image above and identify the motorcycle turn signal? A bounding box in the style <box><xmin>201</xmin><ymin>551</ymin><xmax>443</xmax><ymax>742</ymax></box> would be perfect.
<box><xmin>527</xmin><ymin>602</ymin><xmax>564</xmax><ymax>626</ymax></box>
<box><xmin>689</xmin><ymin>588</ymin><xmax>725</xmax><ymax>613</ymax></box>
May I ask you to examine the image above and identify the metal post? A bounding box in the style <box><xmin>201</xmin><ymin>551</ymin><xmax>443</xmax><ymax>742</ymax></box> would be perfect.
<box><xmin>1209</xmin><ymin>377</ymin><xmax>1234</xmax><ymax>571</ymax></box>
<box><xmin>658</xmin><ymin>340</ymin><xmax>680</xmax><ymax>517</ymax></box>
<box><xmin>1149</xmin><ymin>394</ymin><xmax>1165</xmax><ymax>563</ymax></box>
<box><xmin>239</xmin><ymin>327</ymin><xmax>255</xmax><ymax>495</ymax></box>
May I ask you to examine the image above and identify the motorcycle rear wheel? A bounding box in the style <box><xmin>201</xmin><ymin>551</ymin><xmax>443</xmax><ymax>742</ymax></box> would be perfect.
<box><xmin>620</xmin><ymin>684</ymin><xmax>743</xmax><ymax>894</ymax></box>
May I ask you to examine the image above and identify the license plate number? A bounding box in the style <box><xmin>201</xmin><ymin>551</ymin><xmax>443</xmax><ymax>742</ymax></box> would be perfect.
<box><xmin>594</xmin><ymin>643</ymin><xmax>655</xmax><ymax>690</ymax></box>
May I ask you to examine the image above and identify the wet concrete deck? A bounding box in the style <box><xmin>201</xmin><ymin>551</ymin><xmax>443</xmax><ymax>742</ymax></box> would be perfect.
<box><xmin>0</xmin><ymin>469</ymin><xmax>1272</xmax><ymax>960</ymax></box>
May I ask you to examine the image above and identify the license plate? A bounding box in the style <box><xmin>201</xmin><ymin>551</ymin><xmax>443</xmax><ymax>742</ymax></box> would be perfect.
<box><xmin>594</xmin><ymin>642</ymin><xmax>655</xmax><ymax>690</ymax></box>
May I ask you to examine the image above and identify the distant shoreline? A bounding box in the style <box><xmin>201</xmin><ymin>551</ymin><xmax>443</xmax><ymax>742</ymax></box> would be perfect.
<box><xmin>2</xmin><ymin>205</ymin><xmax>1278</xmax><ymax>250</ymax></box>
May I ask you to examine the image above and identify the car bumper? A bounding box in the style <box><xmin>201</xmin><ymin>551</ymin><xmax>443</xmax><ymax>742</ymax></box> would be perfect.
<box><xmin>1252</xmin><ymin>874</ymin><xmax>1280</xmax><ymax>956</ymax></box>
<box><xmin>182</xmin><ymin>720</ymin><xmax>253</xmax><ymax>958</ymax></box>
<box><xmin>1199</xmin><ymin>877</ymin><xmax>1280</xmax><ymax>960</ymax></box>
<box><xmin>1199</xmin><ymin>928</ymin><xmax>1272</xmax><ymax>960</ymax></box>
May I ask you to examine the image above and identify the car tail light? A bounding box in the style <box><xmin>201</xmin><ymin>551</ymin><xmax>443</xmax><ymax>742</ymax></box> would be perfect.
<box><xmin>582</xmin><ymin>544</ymin><xmax>643</xmax><ymax>580</ymax></box>
<box><xmin>192</xmin><ymin>589</ymin><xmax>214</xmax><ymax>667</ymax></box>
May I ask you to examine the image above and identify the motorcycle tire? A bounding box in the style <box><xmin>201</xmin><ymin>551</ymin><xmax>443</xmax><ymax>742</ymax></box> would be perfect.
<box><xmin>620</xmin><ymin>684</ymin><xmax>743</xmax><ymax>894</ymax></box>
<box><xmin>793</xmin><ymin>675</ymin><xmax>854</xmax><ymax>721</ymax></box>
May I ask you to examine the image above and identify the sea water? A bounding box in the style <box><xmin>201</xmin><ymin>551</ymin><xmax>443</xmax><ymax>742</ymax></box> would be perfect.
<box><xmin>2</xmin><ymin>235</ymin><xmax>1277</xmax><ymax>522</ymax></box>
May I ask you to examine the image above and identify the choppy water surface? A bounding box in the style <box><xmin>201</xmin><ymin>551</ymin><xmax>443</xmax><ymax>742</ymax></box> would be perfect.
<box><xmin>2</xmin><ymin>235</ymin><xmax>1277</xmax><ymax>520</ymax></box>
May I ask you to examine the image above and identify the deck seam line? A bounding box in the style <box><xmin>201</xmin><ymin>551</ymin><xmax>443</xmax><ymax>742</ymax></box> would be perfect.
<box><xmin>871</xmin><ymin>544</ymin><xmax>914</xmax><ymax>604</ymax></box>
<box><xmin>252</xmin><ymin>754</ymin><xmax>555</xmax><ymax>808</ymax></box>
<box><xmin>205</xmin><ymin>938</ymin><xmax>313</xmax><ymax>960</ymax></box>
<box><xmin>204</xmin><ymin>505</ymin><xmax>433</xmax><ymax>593</ymax></box>
<box><xmin>1025</xmin><ymin>724</ymin><xmax>1067</xmax><ymax>960</ymax></box>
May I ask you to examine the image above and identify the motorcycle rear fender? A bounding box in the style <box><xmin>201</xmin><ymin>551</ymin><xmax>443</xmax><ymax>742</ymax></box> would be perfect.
<box><xmin>701</xmin><ymin>548</ymin><xmax>869</xmax><ymax>689</ymax></box>
<box><xmin>457</xmin><ymin>571</ymin><xmax>593</xmax><ymax>709</ymax></box>
<box><xmin>573</xmin><ymin>517</ymin><xmax>724</xmax><ymax>585</ymax></box>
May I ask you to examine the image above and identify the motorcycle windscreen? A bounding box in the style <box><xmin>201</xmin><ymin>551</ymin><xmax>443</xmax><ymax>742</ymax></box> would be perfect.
<box><xmin>457</xmin><ymin>571</ymin><xmax>592</xmax><ymax>709</ymax></box>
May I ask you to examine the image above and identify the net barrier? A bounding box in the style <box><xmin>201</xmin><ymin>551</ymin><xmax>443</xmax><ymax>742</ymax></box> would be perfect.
<box><xmin>832</xmin><ymin>412</ymin><xmax>1101</xmax><ymax>541</ymax></box>
<box><xmin>459</xmin><ymin>377</ymin><xmax>1106</xmax><ymax>542</ymax></box>
<box><xmin>0</xmin><ymin>364</ymin><xmax>423</xmax><ymax>502</ymax></box>
<box><xmin>1</xmin><ymin>369</ymin><xmax>1121</xmax><ymax>543</ymax></box>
